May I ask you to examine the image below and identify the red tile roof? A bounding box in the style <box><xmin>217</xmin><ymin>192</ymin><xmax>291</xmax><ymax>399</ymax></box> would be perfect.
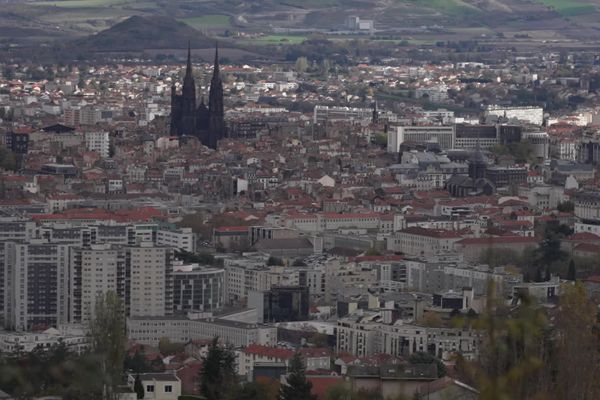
<box><xmin>243</xmin><ymin>345</ymin><xmax>295</xmax><ymax>360</ymax></box>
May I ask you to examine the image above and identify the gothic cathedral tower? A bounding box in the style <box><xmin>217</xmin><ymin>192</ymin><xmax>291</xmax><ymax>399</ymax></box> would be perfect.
<box><xmin>169</xmin><ymin>42</ymin><xmax>225</xmax><ymax>150</ymax></box>
<box><xmin>207</xmin><ymin>43</ymin><xmax>225</xmax><ymax>149</ymax></box>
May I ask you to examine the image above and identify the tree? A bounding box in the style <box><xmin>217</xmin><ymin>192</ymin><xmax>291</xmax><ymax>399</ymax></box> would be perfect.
<box><xmin>557</xmin><ymin>201</ymin><xmax>574</xmax><ymax>213</ymax></box>
<box><xmin>567</xmin><ymin>259</ymin><xmax>576</xmax><ymax>281</ymax></box>
<box><xmin>0</xmin><ymin>148</ymin><xmax>16</xmax><ymax>171</ymax></box>
<box><xmin>124</xmin><ymin>351</ymin><xmax>151</xmax><ymax>373</ymax></box>
<box><xmin>279</xmin><ymin>352</ymin><xmax>316</xmax><ymax>400</ymax></box>
<box><xmin>158</xmin><ymin>337</ymin><xmax>185</xmax><ymax>355</ymax></box>
<box><xmin>409</xmin><ymin>352</ymin><xmax>446</xmax><ymax>378</ymax></box>
<box><xmin>418</xmin><ymin>312</ymin><xmax>444</xmax><ymax>328</ymax></box>
<box><xmin>89</xmin><ymin>291</ymin><xmax>126</xmax><ymax>400</ymax></box>
<box><xmin>134</xmin><ymin>374</ymin><xmax>144</xmax><ymax>399</ymax></box>
<box><xmin>200</xmin><ymin>337</ymin><xmax>237</xmax><ymax>400</ymax></box>
<box><xmin>457</xmin><ymin>283</ymin><xmax>549</xmax><ymax>400</ymax></box>
<box><xmin>294</xmin><ymin>57</ymin><xmax>308</xmax><ymax>74</ymax></box>
<box><xmin>554</xmin><ymin>282</ymin><xmax>600</xmax><ymax>399</ymax></box>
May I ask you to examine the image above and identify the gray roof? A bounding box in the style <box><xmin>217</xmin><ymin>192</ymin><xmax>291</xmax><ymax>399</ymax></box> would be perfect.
<box><xmin>137</xmin><ymin>372</ymin><xmax>179</xmax><ymax>382</ymax></box>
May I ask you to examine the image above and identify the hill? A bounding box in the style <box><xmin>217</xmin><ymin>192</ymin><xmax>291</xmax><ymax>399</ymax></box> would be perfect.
<box><xmin>72</xmin><ymin>15</ymin><xmax>214</xmax><ymax>52</ymax></box>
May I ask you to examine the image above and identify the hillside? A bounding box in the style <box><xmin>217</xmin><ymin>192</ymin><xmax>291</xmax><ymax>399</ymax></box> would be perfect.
<box><xmin>2</xmin><ymin>0</ymin><xmax>600</xmax><ymax>49</ymax></box>
<box><xmin>72</xmin><ymin>15</ymin><xmax>214</xmax><ymax>51</ymax></box>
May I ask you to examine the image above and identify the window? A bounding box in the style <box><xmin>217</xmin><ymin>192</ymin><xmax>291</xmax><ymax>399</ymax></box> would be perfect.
<box><xmin>146</xmin><ymin>385</ymin><xmax>154</xmax><ymax>393</ymax></box>
<box><xmin>165</xmin><ymin>385</ymin><xmax>172</xmax><ymax>393</ymax></box>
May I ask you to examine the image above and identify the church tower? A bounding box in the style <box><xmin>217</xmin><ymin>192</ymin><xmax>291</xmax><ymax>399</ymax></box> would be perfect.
<box><xmin>170</xmin><ymin>42</ymin><xmax>225</xmax><ymax>148</ymax></box>
<box><xmin>468</xmin><ymin>136</ymin><xmax>487</xmax><ymax>180</ymax></box>
<box><xmin>180</xmin><ymin>43</ymin><xmax>197</xmax><ymax>136</ymax></box>
<box><xmin>207</xmin><ymin>43</ymin><xmax>225</xmax><ymax>149</ymax></box>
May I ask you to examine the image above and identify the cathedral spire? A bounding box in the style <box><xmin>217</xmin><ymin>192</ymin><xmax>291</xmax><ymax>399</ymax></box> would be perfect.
<box><xmin>213</xmin><ymin>41</ymin><xmax>220</xmax><ymax>76</ymax></box>
<box><xmin>185</xmin><ymin>41</ymin><xmax>192</xmax><ymax>77</ymax></box>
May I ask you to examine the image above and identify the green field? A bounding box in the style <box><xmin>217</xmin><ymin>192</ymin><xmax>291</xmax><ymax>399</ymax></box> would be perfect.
<box><xmin>404</xmin><ymin>0</ymin><xmax>481</xmax><ymax>16</ymax></box>
<box><xmin>535</xmin><ymin>0</ymin><xmax>596</xmax><ymax>16</ymax></box>
<box><xmin>182</xmin><ymin>15</ymin><xmax>231</xmax><ymax>29</ymax></box>
<box><xmin>240</xmin><ymin>35</ymin><xmax>308</xmax><ymax>45</ymax></box>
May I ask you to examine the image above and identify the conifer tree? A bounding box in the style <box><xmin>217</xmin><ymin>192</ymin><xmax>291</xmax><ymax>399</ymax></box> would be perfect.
<box><xmin>134</xmin><ymin>374</ymin><xmax>144</xmax><ymax>399</ymax></box>
<box><xmin>279</xmin><ymin>352</ymin><xmax>316</xmax><ymax>400</ymax></box>
<box><xmin>200</xmin><ymin>337</ymin><xmax>237</xmax><ymax>400</ymax></box>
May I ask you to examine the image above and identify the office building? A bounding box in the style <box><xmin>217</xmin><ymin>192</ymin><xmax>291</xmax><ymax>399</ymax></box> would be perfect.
<box><xmin>388</xmin><ymin>126</ymin><xmax>455</xmax><ymax>153</ymax></box>
<box><xmin>173</xmin><ymin>263</ymin><xmax>225</xmax><ymax>314</ymax></box>
<box><xmin>249</xmin><ymin>286</ymin><xmax>310</xmax><ymax>323</ymax></box>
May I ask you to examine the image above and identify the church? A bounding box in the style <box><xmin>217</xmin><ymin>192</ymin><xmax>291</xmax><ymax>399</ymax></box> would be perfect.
<box><xmin>445</xmin><ymin>145</ymin><xmax>496</xmax><ymax>197</ymax></box>
<box><xmin>170</xmin><ymin>43</ymin><xmax>225</xmax><ymax>149</ymax></box>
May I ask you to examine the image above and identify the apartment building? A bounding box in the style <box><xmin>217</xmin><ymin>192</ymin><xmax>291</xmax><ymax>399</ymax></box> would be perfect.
<box><xmin>337</xmin><ymin>311</ymin><xmax>478</xmax><ymax>360</ymax></box>
<box><xmin>3</xmin><ymin>241</ymin><xmax>70</xmax><ymax>331</ymax></box>
<box><xmin>127</xmin><ymin>243</ymin><xmax>174</xmax><ymax>317</ymax></box>
<box><xmin>85</xmin><ymin>131</ymin><xmax>110</xmax><ymax>158</ymax></box>
<box><xmin>69</xmin><ymin>244</ymin><xmax>124</xmax><ymax>324</ymax></box>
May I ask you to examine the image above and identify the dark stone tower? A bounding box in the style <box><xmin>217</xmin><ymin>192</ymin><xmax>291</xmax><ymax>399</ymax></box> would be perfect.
<box><xmin>180</xmin><ymin>43</ymin><xmax>197</xmax><ymax>136</ymax></box>
<box><xmin>469</xmin><ymin>135</ymin><xmax>487</xmax><ymax>180</ymax></box>
<box><xmin>170</xmin><ymin>42</ymin><xmax>225</xmax><ymax>149</ymax></box>
<box><xmin>207</xmin><ymin>43</ymin><xmax>225</xmax><ymax>149</ymax></box>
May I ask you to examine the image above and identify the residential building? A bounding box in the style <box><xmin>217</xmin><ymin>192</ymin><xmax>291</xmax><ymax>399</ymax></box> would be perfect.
<box><xmin>127</xmin><ymin>373</ymin><xmax>181</xmax><ymax>400</ymax></box>
<box><xmin>85</xmin><ymin>131</ymin><xmax>110</xmax><ymax>158</ymax></box>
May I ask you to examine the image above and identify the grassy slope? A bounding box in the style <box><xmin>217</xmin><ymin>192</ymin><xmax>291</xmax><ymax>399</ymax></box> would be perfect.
<box><xmin>182</xmin><ymin>15</ymin><xmax>231</xmax><ymax>29</ymax></box>
<box><xmin>534</xmin><ymin>0</ymin><xmax>596</xmax><ymax>16</ymax></box>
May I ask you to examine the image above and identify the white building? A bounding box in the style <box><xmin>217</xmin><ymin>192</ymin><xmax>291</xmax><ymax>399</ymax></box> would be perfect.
<box><xmin>127</xmin><ymin>316</ymin><xmax>277</xmax><ymax>348</ymax></box>
<box><xmin>485</xmin><ymin>105</ymin><xmax>544</xmax><ymax>125</ymax></box>
<box><xmin>127</xmin><ymin>373</ymin><xmax>181</xmax><ymax>400</ymax></box>
<box><xmin>0</xmin><ymin>327</ymin><xmax>89</xmax><ymax>353</ymax></box>
<box><xmin>337</xmin><ymin>311</ymin><xmax>478</xmax><ymax>360</ymax></box>
<box><xmin>156</xmin><ymin>227</ymin><xmax>195</xmax><ymax>252</ymax></box>
<box><xmin>387</xmin><ymin>126</ymin><xmax>455</xmax><ymax>153</ymax></box>
<box><xmin>85</xmin><ymin>131</ymin><xmax>110</xmax><ymax>158</ymax></box>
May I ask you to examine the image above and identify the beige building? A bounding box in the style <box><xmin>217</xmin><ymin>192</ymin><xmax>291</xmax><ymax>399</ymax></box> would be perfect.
<box><xmin>387</xmin><ymin>227</ymin><xmax>463</xmax><ymax>257</ymax></box>
<box><xmin>69</xmin><ymin>244</ymin><xmax>122</xmax><ymax>324</ymax></box>
<box><xmin>127</xmin><ymin>243</ymin><xmax>174</xmax><ymax>317</ymax></box>
<box><xmin>127</xmin><ymin>373</ymin><xmax>181</xmax><ymax>400</ymax></box>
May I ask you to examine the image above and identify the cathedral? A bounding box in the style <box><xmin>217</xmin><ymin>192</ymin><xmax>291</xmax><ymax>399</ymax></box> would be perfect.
<box><xmin>170</xmin><ymin>43</ymin><xmax>225</xmax><ymax>149</ymax></box>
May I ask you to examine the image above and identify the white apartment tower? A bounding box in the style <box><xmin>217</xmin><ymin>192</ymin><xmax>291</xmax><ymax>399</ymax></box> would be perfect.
<box><xmin>85</xmin><ymin>131</ymin><xmax>110</xmax><ymax>158</ymax></box>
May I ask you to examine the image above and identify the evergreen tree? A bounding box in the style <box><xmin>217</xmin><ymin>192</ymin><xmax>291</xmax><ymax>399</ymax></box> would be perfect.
<box><xmin>279</xmin><ymin>352</ymin><xmax>316</xmax><ymax>400</ymax></box>
<box><xmin>200</xmin><ymin>337</ymin><xmax>237</xmax><ymax>400</ymax></box>
<box><xmin>134</xmin><ymin>374</ymin><xmax>144</xmax><ymax>399</ymax></box>
<box><xmin>567</xmin><ymin>259</ymin><xmax>576</xmax><ymax>281</ymax></box>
